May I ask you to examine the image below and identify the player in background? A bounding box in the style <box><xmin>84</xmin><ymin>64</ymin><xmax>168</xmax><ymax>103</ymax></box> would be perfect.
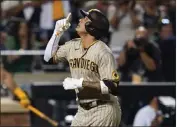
<box><xmin>44</xmin><ymin>9</ymin><xmax>121</xmax><ymax>126</ymax></box>
<box><xmin>0</xmin><ymin>66</ymin><xmax>30</xmax><ymax>108</ymax></box>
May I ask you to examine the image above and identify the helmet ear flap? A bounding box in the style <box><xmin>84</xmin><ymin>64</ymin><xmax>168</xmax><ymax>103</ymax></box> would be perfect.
<box><xmin>85</xmin><ymin>21</ymin><xmax>95</xmax><ymax>35</ymax></box>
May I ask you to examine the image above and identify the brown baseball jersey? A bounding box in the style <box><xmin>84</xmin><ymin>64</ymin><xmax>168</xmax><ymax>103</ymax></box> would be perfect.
<box><xmin>54</xmin><ymin>38</ymin><xmax>119</xmax><ymax>98</ymax></box>
<box><xmin>54</xmin><ymin>38</ymin><xmax>121</xmax><ymax>126</ymax></box>
<box><xmin>54</xmin><ymin>38</ymin><xmax>119</xmax><ymax>80</ymax></box>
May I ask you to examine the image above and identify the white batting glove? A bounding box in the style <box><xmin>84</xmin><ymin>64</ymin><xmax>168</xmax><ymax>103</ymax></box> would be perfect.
<box><xmin>62</xmin><ymin>77</ymin><xmax>84</xmax><ymax>90</ymax></box>
<box><xmin>44</xmin><ymin>13</ymin><xmax>71</xmax><ymax>62</ymax></box>
<box><xmin>54</xmin><ymin>13</ymin><xmax>71</xmax><ymax>36</ymax></box>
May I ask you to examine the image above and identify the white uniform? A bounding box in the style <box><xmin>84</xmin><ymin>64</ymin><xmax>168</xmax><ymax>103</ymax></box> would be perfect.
<box><xmin>54</xmin><ymin>38</ymin><xmax>121</xmax><ymax>126</ymax></box>
<box><xmin>133</xmin><ymin>105</ymin><xmax>157</xmax><ymax>126</ymax></box>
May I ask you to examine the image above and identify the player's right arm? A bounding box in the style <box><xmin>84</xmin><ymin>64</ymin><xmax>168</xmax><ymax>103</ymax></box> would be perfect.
<box><xmin>44</xmin><ymin>14</ymin><xmax>71</xmax><ymax>63</ymax></box>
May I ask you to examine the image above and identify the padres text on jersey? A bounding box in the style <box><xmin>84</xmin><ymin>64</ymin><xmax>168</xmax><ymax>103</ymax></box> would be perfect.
<box><xmin>69</xmin><ymin>58</ymin><xmax>99</xmax><ymax>73</ymax></box>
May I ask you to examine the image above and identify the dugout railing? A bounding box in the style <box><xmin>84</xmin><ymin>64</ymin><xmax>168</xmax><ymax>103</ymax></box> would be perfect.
<box><xmin>1</xmin><ymin>50</ymin><xmax>176</xmax><ymax>127</ymax></box>
<box><xmin>30</xmin><ymin>82</ymin><xmax>176</xmax><ymax>127</ymax></box>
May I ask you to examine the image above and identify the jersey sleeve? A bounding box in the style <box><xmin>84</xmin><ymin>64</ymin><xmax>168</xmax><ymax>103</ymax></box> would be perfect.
<box><xmin>98</xmin><ymin>52</ymin><xmax>119</xmax><ymax>81</ymax></box>
<box><xmin>53</xmin><ymin>41</ymin><xmax>71</xmax><ymax>63</ymax></box>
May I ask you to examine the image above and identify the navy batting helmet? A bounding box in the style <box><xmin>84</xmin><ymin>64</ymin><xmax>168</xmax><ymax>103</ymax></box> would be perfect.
<box><xmin>80</xmin><ymin>9</ymin><xmax>109</xmax><ymax>39</ymax></box>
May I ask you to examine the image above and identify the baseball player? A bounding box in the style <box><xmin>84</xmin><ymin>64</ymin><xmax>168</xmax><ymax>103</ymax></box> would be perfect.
<box><xmin>0</xmin><ymin>66</ymin><xmax>30</xmax><ymax>108</ymax></box>
<box><xmin>44</xmin><ymin>9</ymin><xmax>121</xmax><ymax>126</ymax></box>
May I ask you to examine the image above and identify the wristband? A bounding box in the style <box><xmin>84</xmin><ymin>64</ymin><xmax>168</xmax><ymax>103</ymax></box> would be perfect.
<box><xmin>100</xmin><ymin>81</ymin><xmax>109</xmax><ymax>94</ymax></box>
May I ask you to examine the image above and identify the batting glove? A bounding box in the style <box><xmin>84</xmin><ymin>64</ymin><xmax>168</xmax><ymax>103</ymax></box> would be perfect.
<box><xmin>44</xmin><ymin>13</ymin><xmax>71</xmax><ymax>62</ymax></box>
<box><xmin>63</xmin><ymin>77</ymin><xmax>84</xmax><ymax>90</ymax></box>
<box><xmin>54</xmin><ymin>13</ymin><xmax>71</xmax><ymax>35</ymax></box>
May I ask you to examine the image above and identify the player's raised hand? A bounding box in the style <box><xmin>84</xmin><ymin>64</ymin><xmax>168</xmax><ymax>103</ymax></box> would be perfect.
<box><xmin>55</xmin><ymin>13</ymin><xmax>72</xmax><ymax>35</ymax></box>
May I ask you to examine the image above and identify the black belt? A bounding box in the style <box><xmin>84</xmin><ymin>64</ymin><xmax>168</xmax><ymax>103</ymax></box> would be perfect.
<box><xmin>79</xmin><ymin>100</ymin><xmax>108</xmax><ymax>110</ymax></box>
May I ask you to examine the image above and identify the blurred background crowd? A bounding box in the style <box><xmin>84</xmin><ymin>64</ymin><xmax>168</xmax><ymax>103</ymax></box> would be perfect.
<box><xmin>0</xmin><ymin>0</ymin><xmax>176</xmax><ymax>127</ymax></box>
<box><xmin>0</xmin><ymin>0</ymin><xmax>176</xmax><ymax>82</ymax></box>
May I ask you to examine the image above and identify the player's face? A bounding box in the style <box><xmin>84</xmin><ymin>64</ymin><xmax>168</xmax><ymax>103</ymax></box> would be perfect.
<box><xmin>76</xmin><ymin>16</ymin><xmax>90</xmax><ymax>34</ymax></box>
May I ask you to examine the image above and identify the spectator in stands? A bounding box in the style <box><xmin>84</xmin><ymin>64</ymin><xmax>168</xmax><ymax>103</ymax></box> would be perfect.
<box><xmin>117</xmin><ymin>26</ymin><xmax>163</xmax><ymax>82</ymax></box>
<box><xmin>108</xmin><ymin>0</ymin><xmax>142</xmax><ymax>47</ymax></box>
<box><xmin>1</xmin><ymin>0</ymin><xmax>25</xmax><ymax>19</ymax></box>
<box><xmin>165</xmin><ymin>0</ymin><xmax>176</xmax><ymax>35</ymax></box>
<box><xmin>0</xmin><ymin>25</ymin><xmax>7</xmax><ymax>50</ymax></box>
<box><xmin>133</xmin><ymin>96</ymin><xmax>163</xmax><ymax>126</ymax></box>
<box><xmin>1</xmin><ymin>0</ymin><xmax>44</xmax><ymax>21</ymax></box>
<box><xmin>1</xmin><ymin>0</ymin><xmax>45</xmax><ymax>40</ymax></box>
<box><xmin>157</xmin><ymin>22</ymin><xmax>176</xmax><ymax>82</ymax></box>
<box><xmin>142</xmin><ymin>0</ymin><xmax>159</xmax><ymax>31</ymax></box>
<box><xmin>0</xmin><ymin>66</ymin><xmax>30</xmax><ymax>108</ymax></box>
<box><xmin>4</xmin><ymin>21</ymin><xmax>33</xmax><ymax>72</ymax></box>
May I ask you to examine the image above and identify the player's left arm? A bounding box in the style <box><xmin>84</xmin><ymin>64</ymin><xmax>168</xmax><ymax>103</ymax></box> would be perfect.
<box><xmin>82</xmin><ymin>79</ymin><xmax>119</xmax><ymax>95</ymax></box>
